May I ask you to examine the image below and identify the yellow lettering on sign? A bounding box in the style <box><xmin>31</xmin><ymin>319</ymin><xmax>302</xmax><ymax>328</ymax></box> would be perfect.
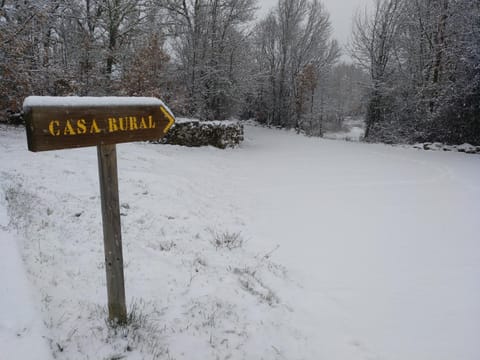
<box><xmin>46</xmin><ymin>114</ymin><xmax>160</xmax><ymax>138</ymax></box>
<box><xmin>90</xmin><ymin>119</ymin><xmax>101</xmax><ymax>134</ymax></box>
<box><xmin>108</xmin><ymin>118</ymin><xmax>118</xmax><ymax>133</ymax></box>
<box><xmin>139</xmin><ymin>117</ymin><xmax>147</xmax><ymax>129</ymax></box>
<box><xmin>48</xmin><ymin>120</ymin><xmax>60</xmax><ymax>136</ymax></box>
<box><xmin>119</xmin><ymin>117</ymin><xmax>127</xmax><ymax>131</ymax></box>
<box><xmin>64</xmin><ymin>120</ymin><xmax>76</xmax><ymax>135</ymax></box>
<box><xmin>77</xmin><ymin>119</ymin><xmax>87</xmax><ymax>134</ymax></box>
<box><xmin>129</xmin><ymin>116</ymin><xmax>138</xmax><ymax>130</ymax></box>
<box><xmin>148</xmin><ymin>115</ymin><xmax>155</xmax><ymax>129</ymax></box>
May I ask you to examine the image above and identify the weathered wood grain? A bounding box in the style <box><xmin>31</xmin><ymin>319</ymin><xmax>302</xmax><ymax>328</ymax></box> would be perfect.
<box><xmin>97</xmin><ymin>144</ymin><xmax>127</xmax><ymax>324</ymax></box>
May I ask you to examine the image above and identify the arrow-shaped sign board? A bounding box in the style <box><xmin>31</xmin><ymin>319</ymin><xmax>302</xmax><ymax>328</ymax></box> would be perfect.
<box><xmin>23</xmin><ymin>96</ymin><xmax>175</xmax><ymax>152</ymax></box>
<box><xmin>22</xmin><ymin>96</ymin><xmax>175</xmax><ymax>325</ymax></box>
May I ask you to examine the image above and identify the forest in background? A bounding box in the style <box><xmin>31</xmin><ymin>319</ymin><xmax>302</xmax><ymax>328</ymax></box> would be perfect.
<box><xmin>0</xmin><ymin>0</ymin><xmax>479</xmax><ymax>144</ymax></box>
<box><xmin>352</xmin><ymin>0</ymin><xmax>480</xmax><ymax>145</ymax></box>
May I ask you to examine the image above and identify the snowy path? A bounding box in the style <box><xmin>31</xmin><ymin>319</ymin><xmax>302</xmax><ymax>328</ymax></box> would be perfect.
<box><xmin>230</xmin><ymin>127</ymin><xmax>480</xmax><ymax>360</ymax></box>
<box><xmin>1</xmin><ymin>124</ymin><xmax>479</xmax><ymax>360</ymax></box>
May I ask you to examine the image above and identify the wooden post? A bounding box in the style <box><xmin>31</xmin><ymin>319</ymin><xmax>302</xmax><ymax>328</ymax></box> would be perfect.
<box><xmin>97</xmin><ymin>144</ymin><xmax>127</xmax><ymax>324</ymax></box>
<box><xmin>23</xmin><ymin>97</ymin><xmax>177</xmax><ymax>326</ymax></box>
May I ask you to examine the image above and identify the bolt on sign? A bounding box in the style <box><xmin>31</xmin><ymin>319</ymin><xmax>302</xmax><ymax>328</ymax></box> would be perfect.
<box><xmin>23</xmin><ymin>96</ymin><xmax>176</xmax><ymax>324</ymax></box>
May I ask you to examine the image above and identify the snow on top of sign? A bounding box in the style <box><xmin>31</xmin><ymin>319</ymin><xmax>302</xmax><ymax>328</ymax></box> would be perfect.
<box><xmin>23</xmin><ymin>96</ymin><xmax>166</xmax><ymax>111</ymax></box>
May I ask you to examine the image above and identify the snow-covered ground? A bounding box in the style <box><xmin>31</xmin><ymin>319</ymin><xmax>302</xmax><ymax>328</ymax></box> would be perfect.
<box><xmin>1</xmin><ymin>124</ymin><xmax>479</xmax><ymax>360</ymax></box>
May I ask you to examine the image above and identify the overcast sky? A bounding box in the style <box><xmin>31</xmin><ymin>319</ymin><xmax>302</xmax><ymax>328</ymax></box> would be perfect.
<box><xmin>257</xmin><ymin>0</ymin><xmax>371</xmax><ymax>48</ymax></box>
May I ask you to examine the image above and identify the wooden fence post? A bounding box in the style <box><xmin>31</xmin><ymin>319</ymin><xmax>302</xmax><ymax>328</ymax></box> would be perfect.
<box><xmin>97</xmin><ymin>144</ymin><xmax>127</xmax><ymax>324</ymax></box>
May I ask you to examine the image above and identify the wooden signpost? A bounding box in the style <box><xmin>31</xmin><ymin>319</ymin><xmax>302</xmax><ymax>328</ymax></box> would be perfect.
<box><xmin>23</xmin><ymin>96</ymin><xmax>175</xmax><ymax>324</ymax></box>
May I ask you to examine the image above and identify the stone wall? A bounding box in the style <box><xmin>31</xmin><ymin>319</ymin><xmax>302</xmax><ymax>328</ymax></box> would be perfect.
<box><xmin>160</xmin><ymin>120</ymin><xmax>244</xmax><ymax>149</ymax></box>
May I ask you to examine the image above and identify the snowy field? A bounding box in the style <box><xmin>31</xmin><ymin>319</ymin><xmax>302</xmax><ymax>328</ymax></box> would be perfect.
<box><xmin>1</xmin><ymin>124</ymin><xmax>479</xmax><ymax>360</ymax></box>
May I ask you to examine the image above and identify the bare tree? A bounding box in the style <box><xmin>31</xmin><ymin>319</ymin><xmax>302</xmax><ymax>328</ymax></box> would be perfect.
<box><xmin>0</xmin><ymin>1</ymin><xmax>58</xmax><ymax>114</ymax></box>
<box><xmin>351</xmin><ymin>0</ymin><xmax>405</xmax><ymax>138</ymax></box>
<box><xmin>253</xmin><ymin>0</ymin><xmax>339</xmax><ymax>130</ymax></box>
<box><xmin>162</xmin><ymin>0</ymin><xmax>256</xmax><ymax>119</ymax></box>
